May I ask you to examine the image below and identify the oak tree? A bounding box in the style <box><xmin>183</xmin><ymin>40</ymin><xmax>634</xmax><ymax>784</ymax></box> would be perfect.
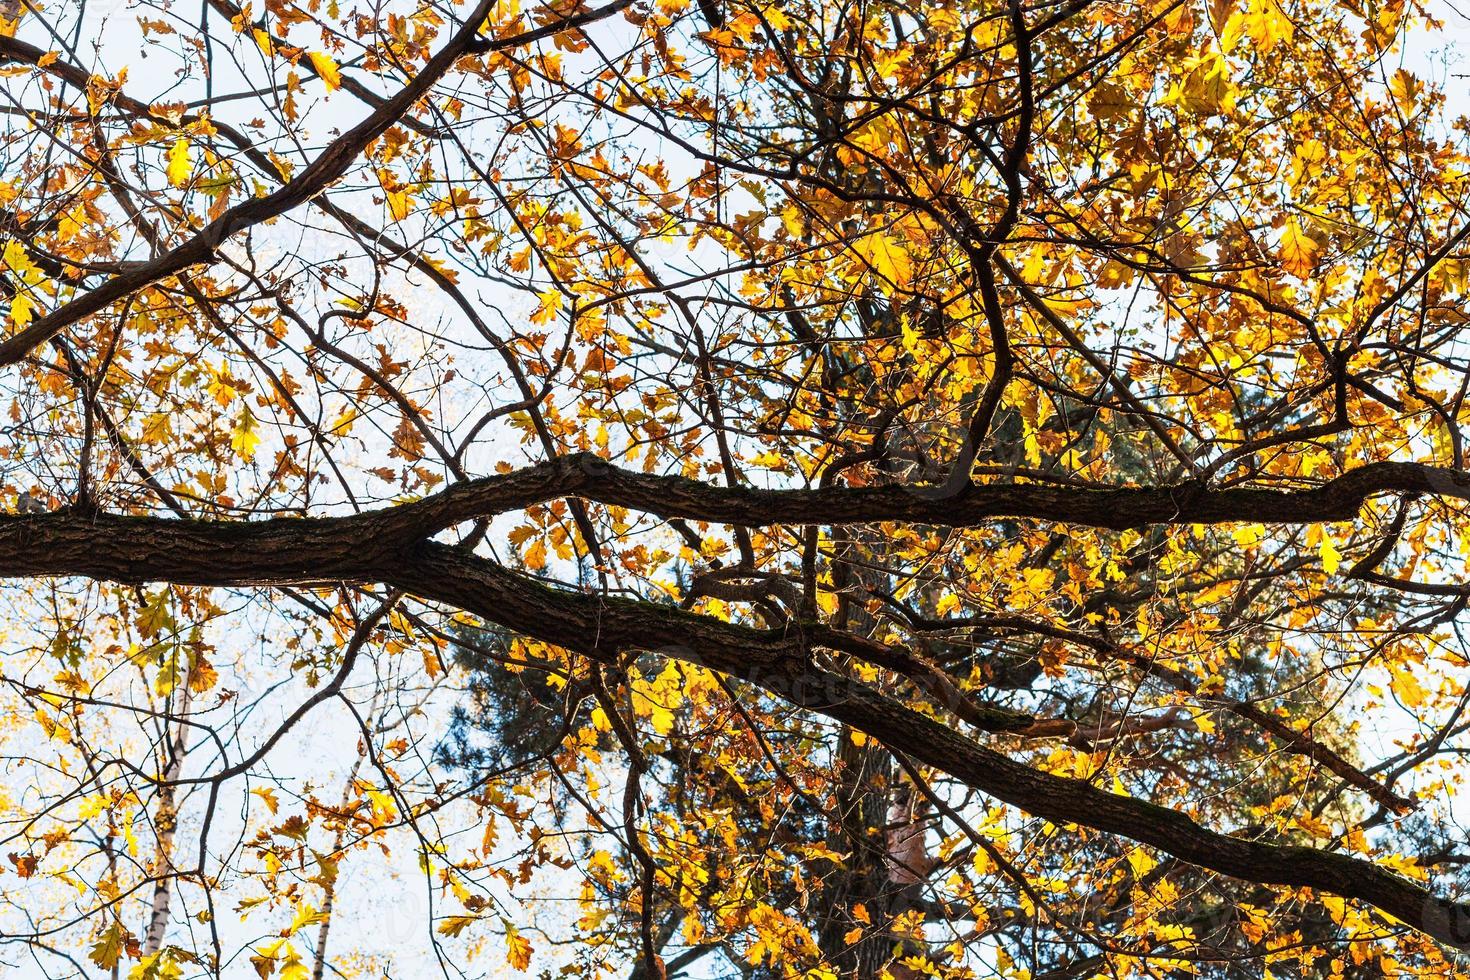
<box><xmin>3</xmin><ymin>0</ymin><xmax>1470</xmax><ymax>975</ymax></box>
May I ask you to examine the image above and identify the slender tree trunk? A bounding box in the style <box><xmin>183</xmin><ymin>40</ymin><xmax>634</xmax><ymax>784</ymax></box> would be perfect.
<box><xmin>312</xmin><ymin>752</ymin><xmax>367</xmax><ymax>980</ymax></box>
<box><xmin>311</xmin><ymin>874</ymin><xmax>337</xmax><ymax>980</ymax></box>
<box><xmin>142</xmin><ymin>685</ymin><xmax>191</xmax><ymax>956</ymax></box>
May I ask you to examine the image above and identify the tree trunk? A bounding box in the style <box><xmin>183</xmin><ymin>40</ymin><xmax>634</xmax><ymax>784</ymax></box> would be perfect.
<box><xmin>142</xmin><ymin>685</ymin><xmax>191</xmax><ymax>955</ymax></box>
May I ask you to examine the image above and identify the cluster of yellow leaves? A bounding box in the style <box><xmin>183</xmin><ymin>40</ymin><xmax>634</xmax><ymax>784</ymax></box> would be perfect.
<box><xmin>1</xmin><ymin>239</ymin><xmax>47</xmax><ymax>327</ymax></box>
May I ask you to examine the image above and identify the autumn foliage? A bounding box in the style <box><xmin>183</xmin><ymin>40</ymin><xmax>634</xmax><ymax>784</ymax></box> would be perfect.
<box><xmin>4</xmin><ymin>0</ymin><xmax>1470</xmax><ymax>975</ymax></box>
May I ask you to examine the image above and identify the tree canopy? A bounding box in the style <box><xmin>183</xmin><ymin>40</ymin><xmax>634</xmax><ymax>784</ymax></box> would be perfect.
<box><xmin>3</xmin><ymin>0</ymin><xmax>1470</xmax><ymax>975</ymax></box>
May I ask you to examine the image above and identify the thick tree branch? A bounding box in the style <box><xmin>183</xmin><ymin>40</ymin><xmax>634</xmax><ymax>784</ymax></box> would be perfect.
<box><xmin>397</xmin><ymin>546</ymin><xmax>1470</xmax><ymax>951</ymax></box>
<box><xmin>5</xmin><ymin>456</ymin><xmax>1466</xmax><ymax>559</ymax></box>
<box><xmin>0</xmin><ymin>523</ymin><xmax>1467</xmax><ymax>948</ymax></box>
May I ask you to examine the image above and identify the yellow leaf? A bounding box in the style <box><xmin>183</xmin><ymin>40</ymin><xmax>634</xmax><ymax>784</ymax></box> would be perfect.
<box><xmin>189</xmin><ymin>653</ymin><xmax>219</xmax><ymax>692</ymax></box>
<box><xmin>2</xmin><ymin>239</ymin><xmax>35</xmax><ymax>275</ymax></box>
<box><xmin>141</xmin><ymin>412</ymin><xmax>174</xmax><ymax>444</ymax></box>
<box><xmin>287</xmin><ymin>903</ymin><xmax>327</xmax><ymax>936</ymax></box>
<box><xmin>1278</xmin><ymin>219</ymin><xmax>1319</xmax><ymax>279</ymax></box>
<box><xmin>1294</xmin><ymin>812</ymin><xmax>1333</xmax><ymax>838</ymax></box>
<box><xmin>385</xmin><ymin>187</ymin><xmax>411</xmax><ymax>222</ymax></box>
<box><xmin>1318</xmin><ymin>530</ymin><xmax>1341</xmax><ymax>575</ymax></box>
<box><xmin>423</xmin><ymin>254</ymin><xmax>460</xmax><ymax>284</ymax></box>
<box><xmin>88</xmin><ymin>922</ymin><xmax>125</xmax><ymax>969</ymax></box>
<box><xmin>1390</xmin><ymin>668</ymin><xmax>1428</xmax><ymax>709</ymax></box>
<box><xmin>780</xmin><ymin>204</ymin><xmax>804</xmax><ymax>237</ymax></box>
<box><xmin>530</xmin><ymin>288</ymin><xmax>563</xmax><ymax>326</ymax></box>
<box><xmin>366</xmin><ymin>789</ymin><xmax>396</xmax><ymax>820</ymax></box>
<box><xmin>207</xmin><ymin>370</ymin><xmax>238</xmax><ymax>406</ymax></box>
<box><xmin>319</xmin><ymin>407</ymin><xmax>355</xmax><ymax>437</ymax></box>
<box><xmin>1239</xmin><ymin>0</ymin><xmax>1292</xmax><ymax>51</ymax></box>
<box><xmin>750</xmin><ymin>449</ymin><xmax>785</xmax><ymax>468</ymax></box>
<box><xmin>648</xmin><ymin>701</ymin><xmax>674</xmax><ymax>736</ymax></box>
<box><xmin>762</xmin><ymin>2</ymin><xmax>792</xmax><ymax>30</ymax></box>
<box><xmin>78</xmin><ymin>794</ymin><xmax>112</xmax><ymax>819</ymax></box>
<box><xmin>852</xmin><ymin>231</ymin><xmax>913</xmax><ymax>288</ymax></box>
<box><xmin>1231</xmin><ymin>523</ymin><xmax>1265</xmax><ymax>546</ymax></box>
<box><xmin>1171</xmin><ymin>51</ymin><xmax>1236</xmax><ymax>115</ymax></box>
<box><xmin>1389</xmin><ymin>68</ymin><xmax>1422</xmax><ymax>115</ymax></box>
<box><xmin>252</xmin><ymin>786</ymin><xmax>279</xmax><ymax>815</ymax></box>
<box><xmin>2</xmin><ymin>240</ymin><xmax>42</xmax><ymax>327</ymax></box>
<box><xmin>307</xmin><ymin>51</ymin><xmax>341</xmax><ymax>92</ymax></box>
<box><xmin>1291</xmin><ymin>138</ymin><xmax>1325</xmax><ymax>188</ymax></box>
<box><xmin>167</xmin><ymin>137</ymin><xmax>193</xmax><ymax>188</ymax></box>
<box><xmin>438</xmin><ymin>915</ymin><xmax>479</xmax><ymax>937</ymax></box>
<box><xmin>129</xmin><ymin>951</ymin><xmax>185</xmax><ymax>980</ymax></box>
<box><xmin>232</xmin><ymin>407</ymin><xmax>262</xmax><ymax>460</ymax></box>
<box><xmin>1125</xmin><ymin>845</ymin><xmax>1158</xmax><ymax>878</ymax></box>
<box><xmin>8</xmin><ymin>290</ymin><xmax>34</xmax><ymax>328</ymax></box>
<box><xmin>506</xmin><ymin>924</ymin><xmax>533</xmax><ymax>970</ymax></box>
<box><xmin>279</xmin><ymin>945</ymin><xmax>310</xmax><ymax>980</ymax></box>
